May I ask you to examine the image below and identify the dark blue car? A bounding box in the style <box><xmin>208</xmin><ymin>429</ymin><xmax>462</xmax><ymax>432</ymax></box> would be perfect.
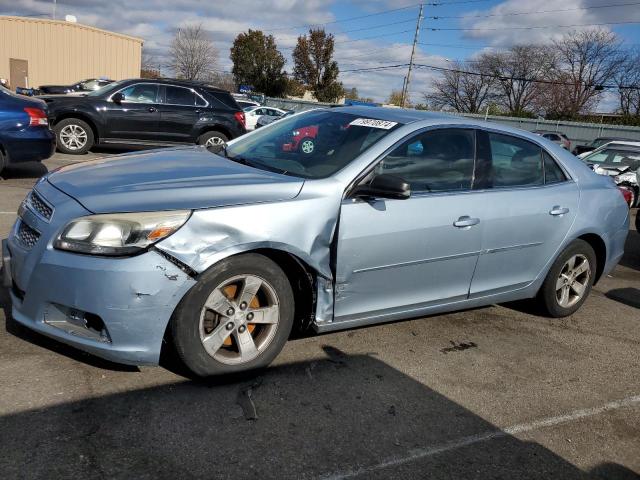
<box><xmin>0</xmin><ymin>87</ymin><xmax>55</xmax><ymax>174</ymax></box>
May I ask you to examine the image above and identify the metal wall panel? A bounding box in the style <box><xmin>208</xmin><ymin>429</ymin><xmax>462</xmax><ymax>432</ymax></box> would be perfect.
<box><xmin>0</xmin><ymin>16</ymin><xmax>142</xmax><ymax>88</ymax></box>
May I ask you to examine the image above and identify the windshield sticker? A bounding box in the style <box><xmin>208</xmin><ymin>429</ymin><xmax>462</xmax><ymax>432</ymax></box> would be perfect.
<box><xmin>349</xmin><ymin>118</ymin><xmax>398</xmax><ymax>130</ymax></box>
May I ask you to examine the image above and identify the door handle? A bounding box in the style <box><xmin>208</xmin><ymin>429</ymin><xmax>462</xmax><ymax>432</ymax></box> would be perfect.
<box><xmin>453</xmin><ymin>216</ymin><xmax>480</xmax><ymax>228</ymax></box>
<box><xmin>148</xmin><ymin>107</ymin><xmax>157</xmax><ymax>112</ymax></box>
<box><xmin>549</xmin><ymin>206</ymin><xmax>569</xmax><ymax>216</ymax></box>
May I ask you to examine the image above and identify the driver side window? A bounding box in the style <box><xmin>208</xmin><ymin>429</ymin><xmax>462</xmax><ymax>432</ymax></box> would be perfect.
<box><xmin>376</xmin><ymin>128</ymin><xmax>475</xmax><ymax>193</ymax></box>
<box><xmin>118</xmin><ymin>84</ymin><xmax>159</xmax><ymax>104</ymax></box>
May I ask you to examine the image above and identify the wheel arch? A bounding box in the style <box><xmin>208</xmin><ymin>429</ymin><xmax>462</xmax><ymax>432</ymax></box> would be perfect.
<box><xmin>53</xmin><ymin>112</ymin><xmax>100</xmax><ymax>143</ymax></box>
<box><xmin>576</xmin><ymin>233</ymin><xmax>607</xmax><ymax>284</ymax></box>
<box><xmin>161</xmin><ymin>246</ymin><xmax>321</xmax><ymax>352</ymax></box>
<box><xmin>197</xmin><ymin>125</ymin><xmax>232</xmax><ymax>141</ymax></box>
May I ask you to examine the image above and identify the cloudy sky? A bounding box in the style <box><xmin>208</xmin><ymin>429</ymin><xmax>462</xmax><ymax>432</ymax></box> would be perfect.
<box><xmin>3</xmin><ymin>0</ymin><xmax>640</xmax><ymax>110</ymax></box>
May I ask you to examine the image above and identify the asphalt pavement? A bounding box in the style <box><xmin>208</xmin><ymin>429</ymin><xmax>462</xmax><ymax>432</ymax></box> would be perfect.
<box><xmin>0</xmin><ymin>152</ymin><xmax>639</xmax><ymax>480</ymax></box>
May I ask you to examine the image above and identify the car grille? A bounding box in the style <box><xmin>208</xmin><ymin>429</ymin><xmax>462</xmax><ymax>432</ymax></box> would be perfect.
<box><xmin>16</xmin><ymin>221</ymin><xmax>41</xmax><ymax>249</ymax></box>
<box><xmin>28</xmin><ymin>190</ymin><xmax>53</xmax><ymax>221</ymax></box>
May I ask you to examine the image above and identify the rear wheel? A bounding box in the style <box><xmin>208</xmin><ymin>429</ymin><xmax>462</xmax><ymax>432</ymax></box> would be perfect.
<box><xmin>55</xmin><ymin>118</ymin><xmax>94</xmax><ymax>154</ymax></box>
<box><xmin>198</xmin><ymin>131</ymin><xmax>228</xmax><ymax>148</ymax></box>
<box><xmin>171</xmin><ymin>253</ymin><xmax>294</xmax><ymax>377</ymax></box>
<box><xmin>537</xmin><ymin>240</ymin><xmax>596</xmax><ymax>317</ymax></box>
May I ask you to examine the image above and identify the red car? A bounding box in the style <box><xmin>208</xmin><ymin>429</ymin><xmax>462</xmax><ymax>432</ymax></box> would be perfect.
<box><xmin>282</xmin><ymin>125</ymin><xmax>319</xmax><ymax>154</ymax></box>
<box><xmin>619</xmin><ymin>186</ymin><xmax>633</xmax><ymax>206</ymax></box>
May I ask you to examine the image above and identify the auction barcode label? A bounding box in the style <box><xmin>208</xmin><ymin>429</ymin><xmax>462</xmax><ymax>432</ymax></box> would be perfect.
<box><xmin>349</xmin><ymin>118</ymin><xmax>398</xmax><ymax>129</ymax></box>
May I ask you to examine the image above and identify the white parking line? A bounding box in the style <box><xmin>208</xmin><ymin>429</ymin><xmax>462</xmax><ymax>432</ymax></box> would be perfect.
<box><xmin>0</xmin><ymin>212</ymin><xmax>16</xmax><ymax>215</ymax></box>
<box><xmin>321</xmin><ymin>395</ymin><xmax>640</xmax><ymax>480</ymax></box>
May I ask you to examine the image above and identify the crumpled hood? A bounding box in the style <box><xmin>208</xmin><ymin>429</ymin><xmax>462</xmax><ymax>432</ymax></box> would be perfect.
<box><xmin>47</xmin><ymin>147</ymin><xmax>304</xmax><ymax>213</ymax></box>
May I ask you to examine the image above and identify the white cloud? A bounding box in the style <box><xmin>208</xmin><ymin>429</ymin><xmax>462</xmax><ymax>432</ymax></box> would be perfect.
<box><xmin>459</xmin><ymin>0</ymin><xmax>638</xmax><ymax>46</ymax></box>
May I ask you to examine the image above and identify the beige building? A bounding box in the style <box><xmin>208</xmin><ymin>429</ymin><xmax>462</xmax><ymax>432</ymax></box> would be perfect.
<box><xmin>0</xmin><ymin>16</ymin><xmax>143</xmax><ymax>89</ymax></box>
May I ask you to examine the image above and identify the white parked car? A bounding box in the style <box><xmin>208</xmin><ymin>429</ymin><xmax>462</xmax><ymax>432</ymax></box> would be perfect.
<box><xmin>243</xmin><ymin>106</ymin><xmax>287</xmax><ymax>130</ymax></box>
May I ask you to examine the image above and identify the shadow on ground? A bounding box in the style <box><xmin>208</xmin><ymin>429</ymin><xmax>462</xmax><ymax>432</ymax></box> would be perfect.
<box><xmin>0</xmin><ymin>309</ymin><xmax>637</xmax><ymax>480</ymax></box>
<box><xmin>605</xmin><ymin>288</ymin><xmax>640</xmax><ymax>309</ymax></box>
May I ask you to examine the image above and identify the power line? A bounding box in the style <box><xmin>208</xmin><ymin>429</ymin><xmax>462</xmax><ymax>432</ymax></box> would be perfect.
<box><xmin>263</xmin><ymin>0</ymin><xmax>422</xmax><ymax>32</ymax></box>
<box><xmin>423</xmin><ymin>20</ymin><xmax>640</xmax><ymax>31</ymax></box>
<box><xmin>412</xmin><ymin>63</ymin><xmax>640</xmax><ymax>89</ymax></box>
<box><xmin>418</xmin><ymin>42</ymin><xmax>498</xmax><ymax>49</ymax></box>
<box><xmin>426</xmin><ymin>1</ymin><xmax>640</xmax><ymax>19</ymax></box>
<box><xmin>426</xmin><ymin>0</ymin><xmax>492</xmax><ymax>5</ymax></box>
<box><xmin>341</xmin><ymin>64</ymin><xmax>409</xmax><ymax>73</ymax></box>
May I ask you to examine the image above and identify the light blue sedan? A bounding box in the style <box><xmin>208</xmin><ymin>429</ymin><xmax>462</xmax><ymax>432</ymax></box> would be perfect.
<box><xmin>2</xmin><ymin>107</ymin><xmax>629</xmax><ymax>376</ymax></box>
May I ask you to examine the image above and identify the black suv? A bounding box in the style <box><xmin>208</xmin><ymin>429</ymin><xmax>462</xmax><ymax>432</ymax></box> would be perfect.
<box><xmin>44</xmin><ymin>79</ymin><xmax>246</xmax><ymax>154</ymax></box>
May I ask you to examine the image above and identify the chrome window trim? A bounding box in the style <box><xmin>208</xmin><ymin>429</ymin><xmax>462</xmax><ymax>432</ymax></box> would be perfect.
<box><xmin>345</xmin><ymin>123</ymin><xmax>574</xmax><ymax>201</ymax></box>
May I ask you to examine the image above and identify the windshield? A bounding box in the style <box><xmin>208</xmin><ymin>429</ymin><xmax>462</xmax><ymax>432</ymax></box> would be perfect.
<box><xmin>583</xmin><ymin>147</ymin><xmax>640</xmax><ymax>169</ymax></box>
<box><xmin>87</xmin><ymin>79</ymin><xmax>127</xmax><ymax>97</ymax></box>
<box><xmin>223</xmin><ymin>110</ymin><xmax>402</xmax><ymax>179</ymax></box>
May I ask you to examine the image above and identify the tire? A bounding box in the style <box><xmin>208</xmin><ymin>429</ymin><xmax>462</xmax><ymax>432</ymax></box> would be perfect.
<box><xmin>170</xmin><ymin>253</ymin><xmax>294</xmax><ymax>377</ymax></box>
<box><xmin>537</xmin><ymin>239</ymin><xmax>597</xmax><ymax>318</ymax></box>
<box><xmin>198</xmin><ymin>131</ymin><xmax>228</xmax><ymax>148</ymax></box>
<box><xmin>299</xmin><ymin>137</ymin><xmax>315</xmax><ymax>155</ymax></box>
<box><xmin>54</xmin><ymin>118</ymin><xmax>94</xmax><ymax>154</ymax></box>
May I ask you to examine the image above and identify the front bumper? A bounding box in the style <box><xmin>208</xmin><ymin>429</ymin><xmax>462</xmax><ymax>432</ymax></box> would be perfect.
<box><xmin>8</xmin><ymin>248</ymin><xmax>195</xmax><ymax>365</ymax></box>
<box><xmin>5</xmin><ymin>181</ymin><xmax>196</xmax><ymax>366</ymax></box>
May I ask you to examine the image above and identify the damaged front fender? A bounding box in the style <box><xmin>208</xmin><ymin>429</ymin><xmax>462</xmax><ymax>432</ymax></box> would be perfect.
<box><xmin>156</xmin><ymin>179</ymin><xmax>345</xmax><ymax>325</ymax></box>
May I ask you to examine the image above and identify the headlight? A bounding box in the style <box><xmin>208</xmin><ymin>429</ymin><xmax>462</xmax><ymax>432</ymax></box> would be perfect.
<box><xmin>614</xmin><ymin>172</ymin><xmax>636</xmax><ymax>183</ymax></box>
<box><xmin>54</xmin><ymin>210</ymin><xmax>191</xmax><ymax>256</ymax></box>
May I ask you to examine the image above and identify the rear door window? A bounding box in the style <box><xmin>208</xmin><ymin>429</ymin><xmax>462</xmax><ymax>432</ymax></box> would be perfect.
<box><xmin>475</xmin><ymin>131</ymin><xmax>543</xmax><ymax>188</ymax></box>
<box><xmin>165</xmin><ymin>86</ymin><xmax>197</xmax><ymax>106</ymax></box>
<box><xmin>543</xmin><ymin>151</ymin><xmax>567</xmax><ymax>184</ymax></box>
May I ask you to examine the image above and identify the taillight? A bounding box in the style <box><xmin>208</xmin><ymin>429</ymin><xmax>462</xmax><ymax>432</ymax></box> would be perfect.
<box><xmin>234</xmin><ymin>111</ymin><xmax>245</xmax><ymax>128</ymax></box>
<box><xmin>24</xmin><ymin>108</ymin><xmax>48</xmax><ymax>127</ymax></box>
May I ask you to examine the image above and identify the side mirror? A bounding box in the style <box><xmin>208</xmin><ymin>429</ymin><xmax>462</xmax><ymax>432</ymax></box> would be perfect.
<box><xmin>353</xmin><ymin>174</ymin><xmax>411</xmax><ymax>200</ymax></box>
<box><xmin>112</xmin><ymin>92</ymin><xmax>124</xmax><ymax>103</ymax></box>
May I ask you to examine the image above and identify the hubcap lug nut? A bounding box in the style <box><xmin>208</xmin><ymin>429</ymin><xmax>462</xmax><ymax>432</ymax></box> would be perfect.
<box><xmin>240</xmin><ymin>302</ymin><xmax>247</xmax><ymax>310</ymax></box>
<box><xmin>238</xmin><ymin>325</ymin><xmax>247</xmax><ymax>333</ymax></box>
<box><xmin>246</xmin><ymin>312</ymin><xmax>254</xmax><ymax>321</ymax></box>
<box><xmin>227</xmin><ymin>308</ymin><xmax>234</xmax><ymax>316</ymax></box>
<box><xmin>225</xmin><ymin>322</ymin><xmax>234</xmax><ymax>331</ymax></box>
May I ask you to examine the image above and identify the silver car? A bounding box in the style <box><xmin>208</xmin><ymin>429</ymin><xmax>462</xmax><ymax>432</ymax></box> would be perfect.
<box><xmin>2</xmin><ymin>107</ymin><xmax>629</xmax><ymax>376</ymax></box>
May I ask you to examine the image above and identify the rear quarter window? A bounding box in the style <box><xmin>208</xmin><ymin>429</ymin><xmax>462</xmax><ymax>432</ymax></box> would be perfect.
<box><xmin>204</xmin><ymin>90</ymin><xmax>240</xmax><ymax>110</ymax></box>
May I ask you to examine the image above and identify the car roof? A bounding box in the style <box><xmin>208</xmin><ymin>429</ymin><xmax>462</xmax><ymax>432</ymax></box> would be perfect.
<box><xmin>122</xmin><ymin>78</ymin><xmax>230</xmax><ymax>93</ymax></box>
<box><xmin>598</xmin><ymin>141</ymin><xmax>640</xmax><ymax>149</ymax></box>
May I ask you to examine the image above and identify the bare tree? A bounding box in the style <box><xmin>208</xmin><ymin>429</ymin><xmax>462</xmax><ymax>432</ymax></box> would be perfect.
<box><xmin>546</xmin><ymin>29</ymin><xmax>623</xmax><ymax>117</ymax></box>
<box><xmin>424</xmin><ymin>61</ymin><xmax>494</xmax><ymax>113</ymax></box>
<box><xmin>615</xmin><ymin>49</ymin><xmax>640</xmax><ymax>116</ymax></box>
<box><xmin>208</xmin><ymin>72</ymin><xmax>236</xmax><ymax>92</ymax></box>
<box><xmin>169</xmin><ymin>24</ymin><xmax>218</xmax><ymax>80</ymax></box>
<box><xmin>478</xmin><ymin>46</ymin><xmax>554</xmax><ymax>116</ymax></box>
<box><xmin>141</xmin><ymin>48</ymin><xmax>161</xmax><ymax>78</ymax></box>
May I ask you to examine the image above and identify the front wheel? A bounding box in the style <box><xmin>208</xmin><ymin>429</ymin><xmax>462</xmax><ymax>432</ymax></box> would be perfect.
<box><xmin>537</xmin><ymin>240</ymin><xmax>596</xmax><ymax>317</ymax></box>
<box><xmin>170</xmin><ymin>253</ymin><xmax>294</xmax><ymax>377</ymax></box>
<box><xmin>55</xmin><ymin>118</ymin><xmax>94</xmax><ymax>154</ymax></box>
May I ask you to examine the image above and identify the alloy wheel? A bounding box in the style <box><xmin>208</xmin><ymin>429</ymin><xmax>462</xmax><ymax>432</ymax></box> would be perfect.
<box><xmin>199</xmin><ymin>274</ymin><xmax>280</xmax><ymax>365</ymax></box>
<box><xmin>59</xmin><ymin>124</ymin><xmax>88</xmax><ymax>150</ymax></box>
<box><xmin>205</xmin><ymin>136</ymin><xmax>225</xmax><ymax>147</ymax></box>
<box><xmin>555</xmin><ymin>254</ymin><xmax>591</xmax><ymax>308</ymax></box>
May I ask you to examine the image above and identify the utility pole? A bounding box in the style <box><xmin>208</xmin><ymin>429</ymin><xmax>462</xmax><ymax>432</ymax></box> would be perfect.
<box><xmin>52</xmin><ymin>0</ymin><xmax>57</xmax><ymax>20</ymax></box>
<box><xmin>402</xmin><ymin>3</ymin><xmax>424</xmax><ymax>108</ymax></box>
